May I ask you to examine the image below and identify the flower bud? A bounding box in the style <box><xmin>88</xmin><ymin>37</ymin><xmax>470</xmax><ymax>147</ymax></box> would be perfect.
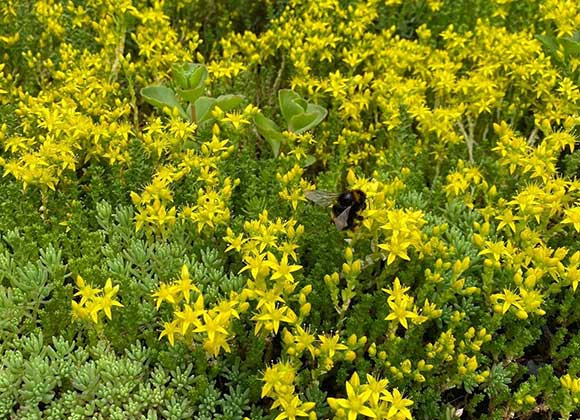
<box><xmin>344</xmin><ymin>350</ymin><xmax>356</xmax><ymax>362</ymax></box>
<box><xmin>344</xmin><ymin>247</ymin><xmax>353</xmax><ymax>262</ymax></box>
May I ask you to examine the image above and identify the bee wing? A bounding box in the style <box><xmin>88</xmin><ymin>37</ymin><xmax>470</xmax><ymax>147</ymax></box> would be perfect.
<box><xmin>304</xmin><ymin>190</ymin><xmax>340</xmax><ymax>207</ymax></box>
<box><xmin>333</xmin><ymin>206</ymin><xmax>351</xmax><ymax>231</ymax></box>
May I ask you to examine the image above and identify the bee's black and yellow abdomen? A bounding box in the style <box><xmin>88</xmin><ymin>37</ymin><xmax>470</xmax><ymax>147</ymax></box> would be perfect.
<box><xmin>331</xmin><ymin>189</ymin><xmax>367</xmax><ymax>231</ymax></box>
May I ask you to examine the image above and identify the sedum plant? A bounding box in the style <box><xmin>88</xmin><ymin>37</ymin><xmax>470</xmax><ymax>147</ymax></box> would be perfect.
<box><xmin>0</xmin><ymin>0</ymin><xmax>580</xmax><ymax>419</ymax></box>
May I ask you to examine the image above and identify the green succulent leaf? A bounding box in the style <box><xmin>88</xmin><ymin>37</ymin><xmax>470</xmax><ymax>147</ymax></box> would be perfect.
<box><xmin>214</xmin><ymin>94</ymin><xmax>245</xmax><ymax>113</ymax></box>
<box><xmin>193</xmin><ymin>96</ymin><xmax>217</xmax><ymax>125</ymax></box>
<box><xmin>177</xmin><ymin>86</ymin><xmax>205</xmax><ymax>104</ymax></box>
<box><xmin>278</xmin><ymin>89</ymin><xmax>308</xmax><ymax>123</ymax></box>
<box><xmin>140</xmin><ymin>86</ymin><xmax>189</xmax><ymax>121</ymax></box>
<box><xmin>288</xmin><ymin>104</ymin><xmax>327</xmax><ymax>134</ymax></box>
<box><xmin>172</xmin><ymin>63</ymin><xmax>208</xmax><ymax>90</ymax></box>
<box><xmin>253</xmin><ymin>113</ymin><xmax>285</xmax><ymax>157</ymax></box>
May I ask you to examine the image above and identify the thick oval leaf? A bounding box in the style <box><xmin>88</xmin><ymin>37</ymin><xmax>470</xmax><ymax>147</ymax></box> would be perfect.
<box><xmin>215</xmin><ymin>94</ymin><xmax>245</xmax><ymax>112</ymax></box>
<box><xmin>288</xmin><ymin>104</ymin><xmax>327</xmax><ymax>134</ymax></box>
<box><xmin>172</xmin><ymin>63</ymin><xmax>190</xmax><ymax>89</ymax></box>
<box><xmin>279</xmin><ymin>89</ymin><xmax>307</xmax><ymax>123</ymax></box>
<box><xmin>194</xmin><ymin>96</ymin><xmax>217</xmax><ymax>125</ymax></box>
<box><xmin>265</xmin><ymin>133</ymin><xmax>283</xmax><ymax>158</ymax></box>
<box><xmin>177</xmin><ymin>86</ymin><xmax>205</xmax><ymax>104</ymax></box>
<box><xmin>253</xmin><ymin>112</ymin><xmax>281</xmax><ymax>133</ymax></box>
<box><xmin>172</xmin><ymin>63</ymin><xmax>208</xmax><ymax>89</ymax></box>
<box><xmin>141</xmin><ymin>85</ymin><xmax>189</xmax><ymax>121</ymax></box>
<box><xmin>288</xmin><ymin>112</ymin><xmax>317</xmax><ymax>133</ymax></box>
<box><xmin>253</xmin><ymin>114</ymin><xmax>284</xmax><ymax>157</ymax></box>
<box><xmin>188</xmin><ymin>65</ymin><xmax>208</xmax><ymax>88</ymax></box>
<box><xmin>306</xmin><ymin>103</ymin><xmax>328</xmax><ymax>119</ymax></box>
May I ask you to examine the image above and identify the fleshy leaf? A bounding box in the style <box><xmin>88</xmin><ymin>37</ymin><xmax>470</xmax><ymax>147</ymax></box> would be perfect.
<box><xmin>254</xmin><ymin>113</ymin><xmax>285</xmax><ymax>157</ymax></box>
<box><xmin>279</xmin><ymin>89</ymin><xmax>307</xmax><ymax>123</ymax></box>
<box><xmin>215</xmin><ymin>94</ymin><xmax>245</xmax><ymax>112</ymax></box>
<box><xmin>172</xmin><ymin>63</ymin><xmax>208</xmax><ymax>90</ymax></box>
<box><xmin>141</xmin><ymin>85</ymin><xmax>189</xmax><ymax>121</ymax></box>
<box><xmin>177</xmin><ymin>86</ymin><xmax>205</xmax><ymax>104</ymax></box>
<box><xmin>288</xmin><ymin>104</ymin><xmax>327</xmax><ymax>134</ymax></box>
<box><xmin>194</xmin><ymin>96</ymin><xmax>217</xmax><ymax>125</ymax></box>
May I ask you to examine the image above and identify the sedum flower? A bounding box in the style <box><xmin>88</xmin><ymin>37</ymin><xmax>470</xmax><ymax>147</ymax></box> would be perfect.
<box><xmin>74</xmin><ymin>275</ymin><xmax>101</xmax><ymax>305</ymax></box>
<box><xmin>327</xmin><ymin>372</ymin><xmax>376</xmax><ymax>420</ymax></box>
<box><xmin>71</xmin><ymin>277</ymin><xmax>123</xmax><ymax>324</ymax></box>
<box><xmin>152</xmin><ymin>282</ymin><xmax>180</xmax><ymax>310</ymax></box>
<box><xmin>274</xmin><ymin>395</ymin><xmax>316</xmax><ymax>420</ymax></box>
<box><xmin>175</xmin><ymin>265</ymin><xmax>200</xmax><ymax>303</ymax></box>
<box><xmin>491</xmin><ymin>288</ymin><xmax>523</xmax><ymax>314</ymax></box>
<box><xmin>90</xmin><ymin>278</ymin><xmax>124</xmax><ymax>321</ymax></box>
<box><xmin>267</xmin><ymin>253</ymin><xmax>302</xmax><ymax>283</ymax></box>
<box><xmin>159</xmin><ymin>320</ymin><xmax>180</xmax><ymax>347</ymax></box>
<box><xmin>381</xmin><ymin>388</ymin><xmax>413</xmax><ymax>420</ymax></box>
<box><xmin>252</xmin><ymin>304</ymin><xmax>298</xmax><ymax>335</ymax></box>
<box><xmin>562</xmin><ymin>206</ymin><xmax>580</xmax><ymax>232</ymax></box>
<box><xmin>385</xmin><ymin>296</ymin><xmax>418</xmax><ymax>330</ymax></box>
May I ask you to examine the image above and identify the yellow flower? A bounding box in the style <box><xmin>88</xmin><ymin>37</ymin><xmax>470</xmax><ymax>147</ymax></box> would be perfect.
<box><xmin>252</xmin><ymin>304</ymin><xmax>297</xmax><ymax>335</ymax></box>
<box><xmin>381</xmin><ymin>388</ymin><xmax>413</xmax><ymax>420</ymax></box>
<box><xmin>294</xmin><ymin>325</ymin><xmax>317</xmax><ymax>359</ymax></box>
<box><xmin>378</xmin><ymin>232</ymin><xmax>412</xmax><ymax>265</ymax></box>
<box><xmin>318</xmin><ymin>333</ymin><xmax>348</xmax><ymax>359</ymax></box>
<box><xmin>159</xmin><ymin>320</ymin><xmax>180</xmax><ymax>346</ymax></box>
<box><xmin>74</xmin><ymin>275</ymin><xmax>101</xmax><ymax>305</ymax></box>
<box><xmin>221</xmin><ymin>111</ymin><xmax>250</xmax><ymax>129</ymax></box>
<box><xmin>224</xmin><ymin>228</ymin><xmax>245</xmax><ymax>253</ymax></box>
<box><xmin>362</xmin><ymin>374</ymin><xmax>389</xmax><ymax>407</ymax></box>
<box><xmin>491</xmin><ymin>289</ymin><xmax>523</xmax><ymax>314</ymax></box>
<box><xmin>562</xmin><ymin>206</ymin><xmax>580</xmax><ymax>232</ymax></box>
<box><xmin>193</xmin><ymin>311</ymin><xmax>230</xmax><ymax>345</ymax></box>
<box><xmin>71</xmin><ymin>300</ymin><xmax>89</xmax><ymax>320</ymax></box>
<box><xmin>566</xmin><ymin>251</ymin><xmax>580</xmax><ymax>291</ymax></box>
<box><xmin>239</xmin><ymin>252</ymin><xmax>269</xmax><ymax>280</ymax></box>
<box><xmin>267</xmin><ymin>253</ymin><xmax>302</xmax><ymax>283</ymax></box>
<box><xmin>385</xmin><ymin>297</ymin><xmax>418</xmax><ymax>329</ymax></box>
<box><xmin>382</xmin><ymin>278</ymin><xmax>411</xmax><ymax>302</ymax></box>
<box><xmin>327</xmin><ymin>372</ymin><xmax>376</xmax><ymax>420</ymax></box>
<box><xmin>95</xmin><ymin>278</ymin><xmax>124</xmax><ymax>320</ymax></box>
<box><xmin>495</xmin><ymin>209</ymin><xmax>520</xmax><ymax>233</ymax></box>
<box><xmin>152</xmin><ymin>282</ymin><xmax>180</xmax><ymax>309</ymax></box>
<box><xmin>274</xmin><ymin>395</ymin><xmax>315</xmax><ymax>420</ymax></box>
<box><xmin>175</xmin><ymin>265</ymin><xmax>200</xmax><ymax>303</ymax></box>
<box><xmin>174</xmin><ymin>301</ymin><xmax>203</xmax><ymax>335</ymax></box>
<box><xmin>203</xmin><ymin>331</ymin><xmax>232</xmax><ymax>356</ymax></box>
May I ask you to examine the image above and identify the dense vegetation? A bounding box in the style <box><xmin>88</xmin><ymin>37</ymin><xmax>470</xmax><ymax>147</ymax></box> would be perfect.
<box><xmin>1</xmin><ymin>0</ymin><xmax>580</xmax><ymax>419</ymax></box>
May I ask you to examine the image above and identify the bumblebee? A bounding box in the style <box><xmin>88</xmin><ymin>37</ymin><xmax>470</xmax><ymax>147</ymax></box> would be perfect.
<box><xmin>305</xmin><ymin>189</ymin><xmax>367</xmax><ymax>231</ymax></box>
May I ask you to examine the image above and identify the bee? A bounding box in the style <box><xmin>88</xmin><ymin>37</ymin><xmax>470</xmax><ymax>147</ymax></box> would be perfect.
<box><xmin>305</xmin><ymin>189</ymin><xmax>367</xmax><ymax>231</ymax></box>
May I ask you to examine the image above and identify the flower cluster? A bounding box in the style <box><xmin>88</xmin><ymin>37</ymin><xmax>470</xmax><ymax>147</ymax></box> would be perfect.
<box><xmin>153</xmin><ymin>265</ymin><xmax>246</xmax><ymax>356</ymax></box>
<box><xmin>327</xmin><ymin>372</ymin><xmax>413</xmax><ymax>420</ymax></box>
<box><xmin>71</xmin><ymin>276</ymin><xmax>123</xmax><ymax>324</ymax></box>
